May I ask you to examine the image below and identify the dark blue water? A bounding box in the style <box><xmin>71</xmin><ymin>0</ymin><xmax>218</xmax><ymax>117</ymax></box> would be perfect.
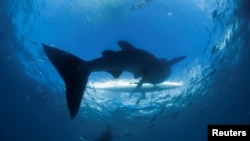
<box><xmin>0</xmin><ymin>0</ymin><xmax>249</xmax><ymax>141</ymax></box>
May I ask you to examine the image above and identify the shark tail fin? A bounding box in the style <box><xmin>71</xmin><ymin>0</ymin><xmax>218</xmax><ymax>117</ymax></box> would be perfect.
<box><xmin>42</xmin><ymin>44</ymin><xmax>90</xmax><ymax>119</ymax></box>
<box><xmin>168</xmin><ymin>56</ymin><xmax>187</xmax><ymax>66</ymax></box>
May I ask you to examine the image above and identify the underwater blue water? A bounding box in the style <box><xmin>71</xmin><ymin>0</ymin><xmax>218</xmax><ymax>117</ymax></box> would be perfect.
<box><xmin>0</xmin><ymin>0</ymin><xmax>250</xmax><ymax>141</ymax></box>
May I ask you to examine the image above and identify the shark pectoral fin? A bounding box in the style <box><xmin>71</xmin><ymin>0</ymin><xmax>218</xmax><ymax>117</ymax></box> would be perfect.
<box><xmin>106</xmin><ymin>70</ymin><xmax>123</xmax><ymax>79</ymax></box>
<box><xmin>168</xmin><ymin>56</ymin><xmax>187</xmax><ymax>66</ymax></box>
<box><xmin>42</xmin><ymin>44</ymin><xmax>90</xmax><ymax>119</ymax></box>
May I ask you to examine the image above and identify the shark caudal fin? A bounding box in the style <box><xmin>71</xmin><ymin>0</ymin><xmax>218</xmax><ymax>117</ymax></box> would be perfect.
<box><xmin>168</xmin><ymin>56</ymin><xmax>187</xmax><ymax>66</ymax></box>
<box><xmin>42</xmin><ymin>44</ymin><xmax>90</xmax><ymax>119</ymax></box>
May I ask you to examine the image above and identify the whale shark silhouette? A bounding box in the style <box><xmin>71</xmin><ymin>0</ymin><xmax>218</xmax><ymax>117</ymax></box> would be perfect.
<box><xmin>42</xmin><ymin>40</ymin><xmax>186</xmax><ymax>119</ymax></box>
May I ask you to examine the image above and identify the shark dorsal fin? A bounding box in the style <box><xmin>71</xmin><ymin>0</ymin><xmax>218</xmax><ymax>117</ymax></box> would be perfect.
<box><xmin>117</xmin><ymin>40</ymin><xmax>137</xmax><ymax>50</ymax></box>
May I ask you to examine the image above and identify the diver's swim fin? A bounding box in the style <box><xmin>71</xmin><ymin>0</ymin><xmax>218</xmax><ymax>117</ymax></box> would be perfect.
<box><xmin>42</xmin><ymin>44</ymin><xmax>90</xmax><ymax>119</ymax></box>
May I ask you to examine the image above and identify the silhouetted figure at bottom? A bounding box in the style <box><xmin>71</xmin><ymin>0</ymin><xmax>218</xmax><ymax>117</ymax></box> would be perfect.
<box><xmin>94</xmin><ymin>125</ymin><xmax>113</xmax><ymax>141</ymax></box>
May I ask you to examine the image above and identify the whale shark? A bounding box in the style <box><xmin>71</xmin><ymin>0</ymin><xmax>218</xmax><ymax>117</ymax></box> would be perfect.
<box><xmin>42</xmin><ymin>40</ymin><xmax>186</xmax><ymax>119</ymax></box>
